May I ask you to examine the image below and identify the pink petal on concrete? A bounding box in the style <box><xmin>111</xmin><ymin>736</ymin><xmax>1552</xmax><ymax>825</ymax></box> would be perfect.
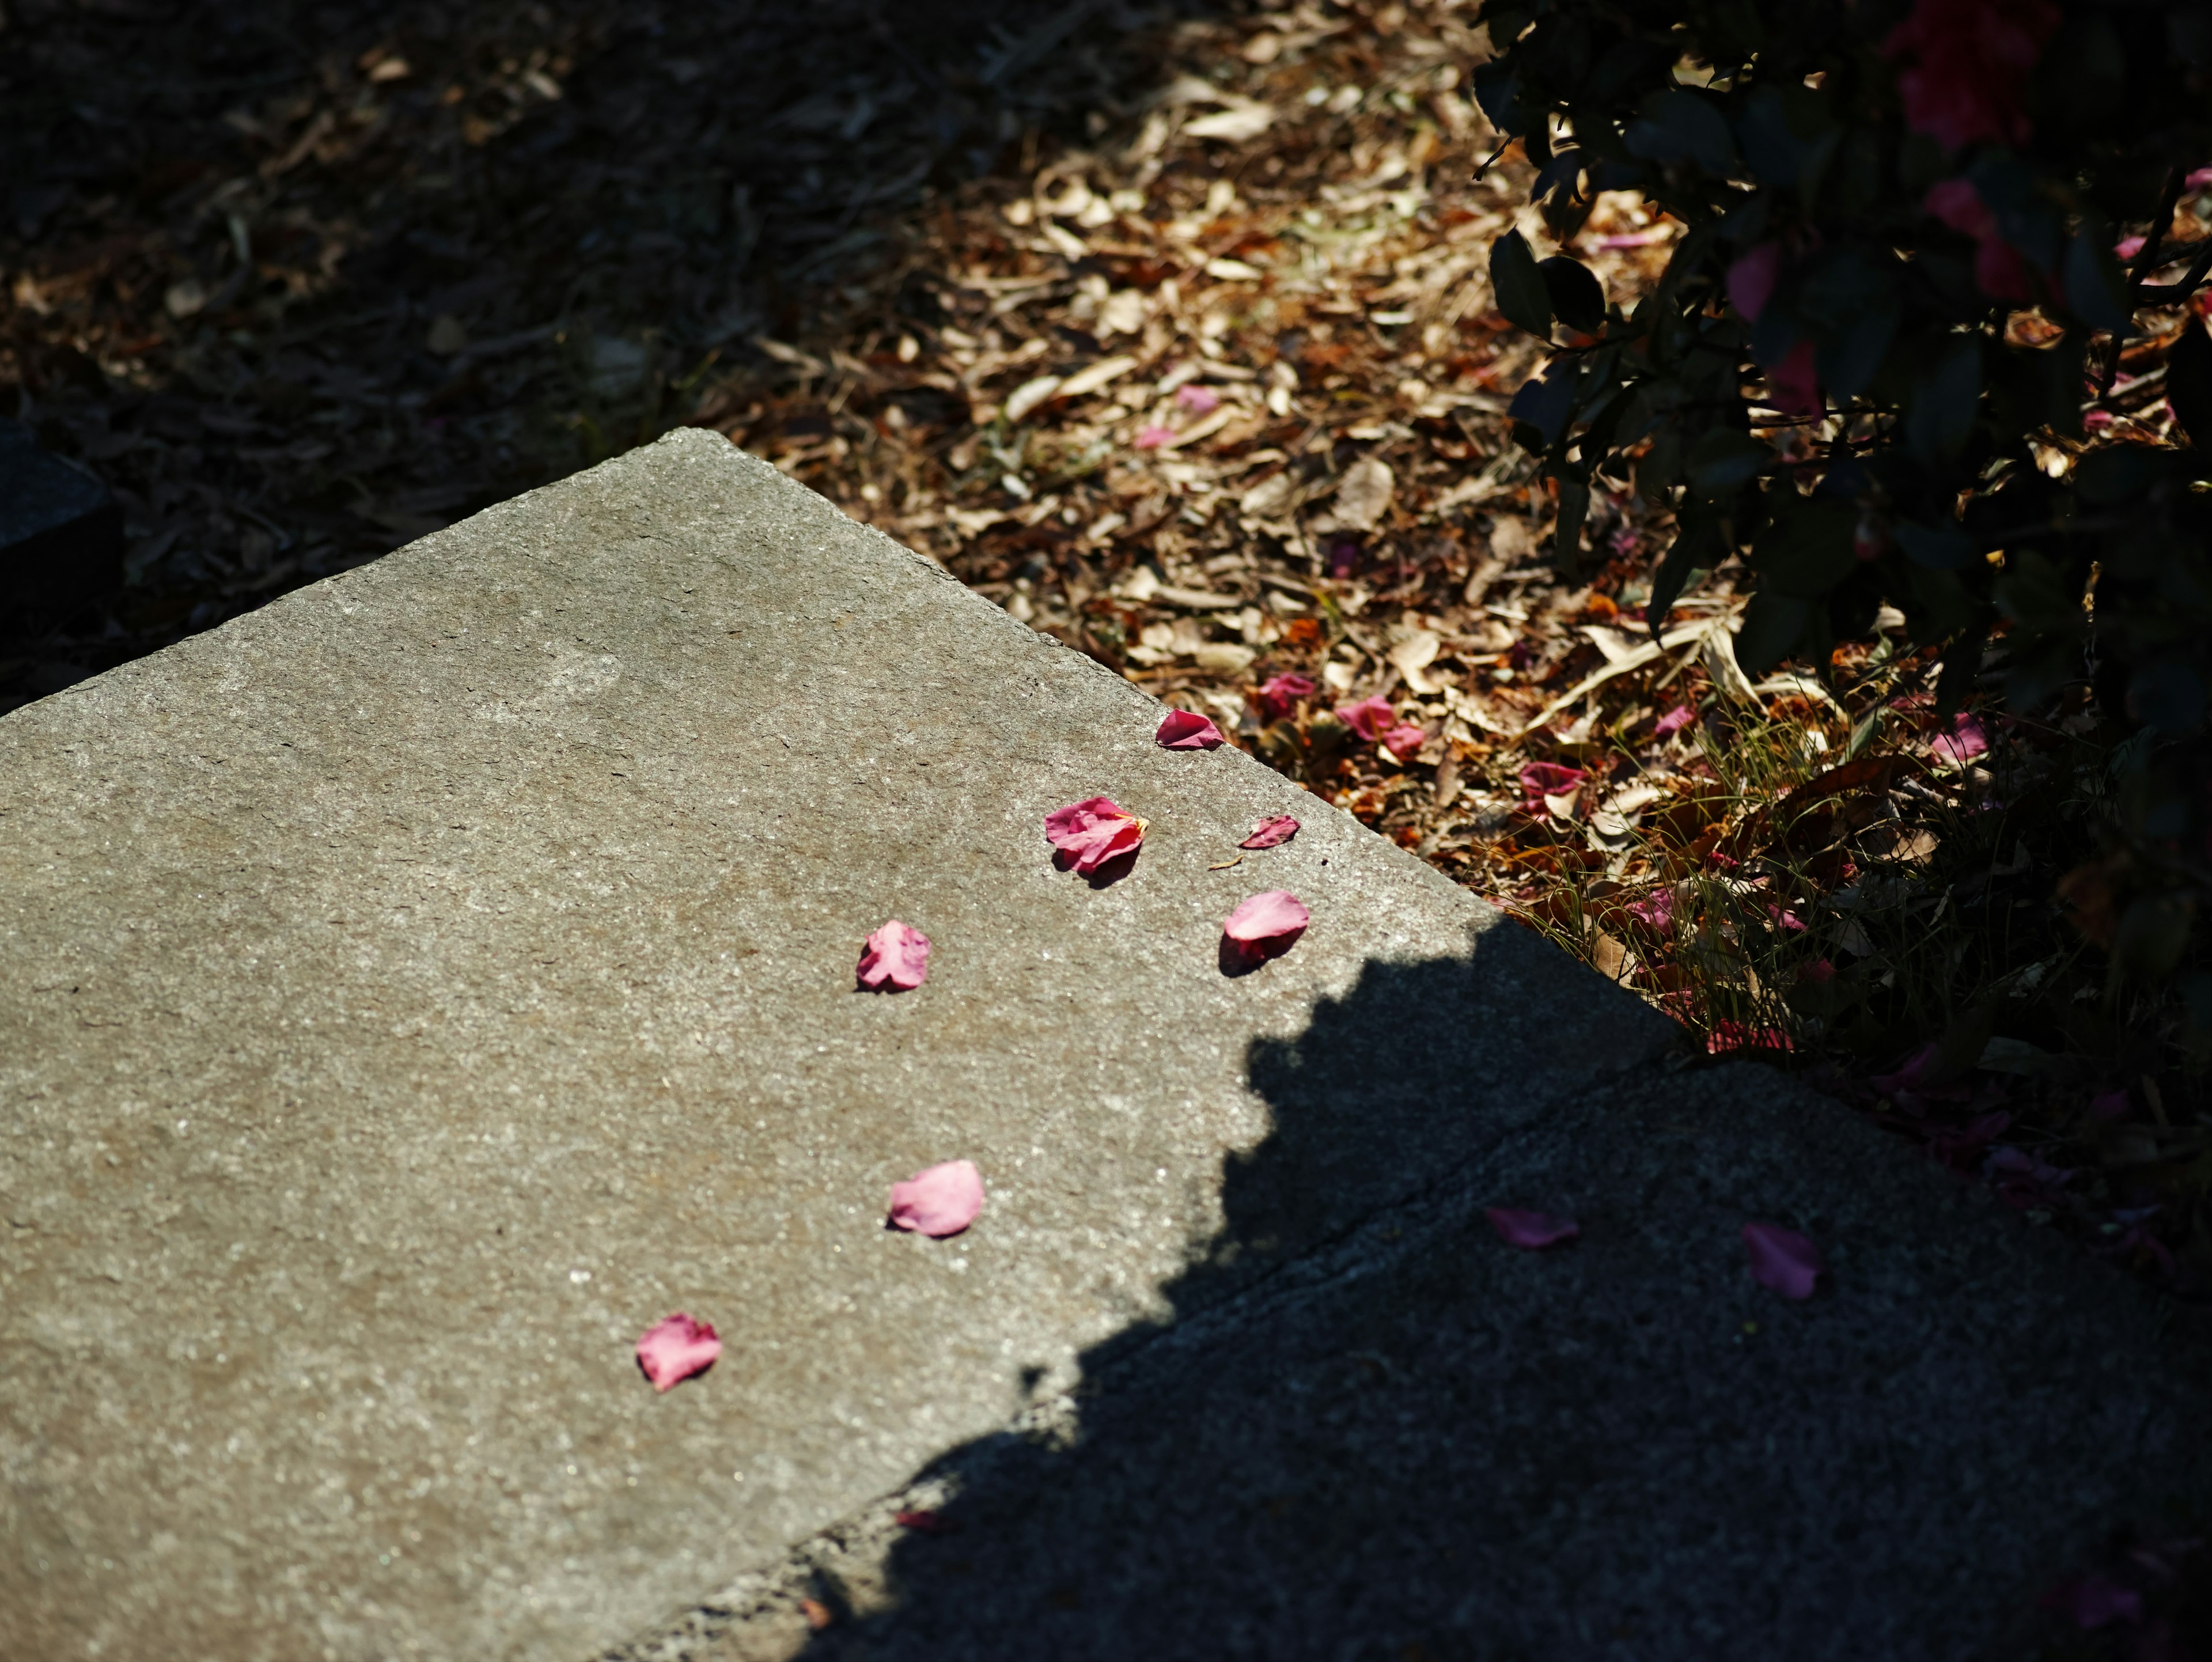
<box><xmin>888</xmin><ymin>1159</ymin><xmax>984</xmax><ymax>1238</ymax></box>
<box><xmin>1335</xmin><ymin>694</ymin><xmax>1395</xmax><ymax>741</ymax></box>
<box><xmin>857</xmin><ymin>919</ymin><xmax>931</xmax><ymax>991</ymax></box>
<box><xmin>1223</xmin><ymin>889</ymin><xmax>1309</xmax><ymax>961</ymax></box>
<box><xmin>1743</xmin><ymin>1222</ymin><xmax>1823</xmax><ymax>1299</ymax></box>
<box><xmin>1240</xmin><ymin>815</ymin><xmax>1300</xmax><ymax>849</ymax></box>
<box><xmin>1156</xmin><ymin>709</ymin><xmax>1225</xmax><ymax>749</ymax></box>
<box><xmin>636</xmin><ymin>1313</ymin><xmax>722</xmax><ymax>1392</ymax></box>
<box><xmin>1045</xmin><ymin>796</ymin><xmax>1148</xmax><ymax>875</ymax></box>
<box><xmin>1381</xmin><ymin>722</ymin><xmax>1427</xmax><ymax>759</ymax></box>
<box><xmin>1486</xmin><ymin>1208</ymin><xmax>1580</xmax><ymax>1248</ymax></box>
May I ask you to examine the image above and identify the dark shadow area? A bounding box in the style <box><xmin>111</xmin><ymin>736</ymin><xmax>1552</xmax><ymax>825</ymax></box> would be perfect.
<box><xmin>0</xmin><ymin>0</ymin><xmax>1221</xmax><ymax>711</ymax></box>
<box><xmin>684</xmin><ymin>951</ymin><xmax>2212</xmax><ymax>1662</ymax></box>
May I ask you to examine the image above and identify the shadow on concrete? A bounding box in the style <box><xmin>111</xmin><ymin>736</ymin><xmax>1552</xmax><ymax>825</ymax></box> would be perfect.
<box><xmin>728</xmin><ymin>949</ymin><xmax>2212</xmax><ymax>1662</ymax></box>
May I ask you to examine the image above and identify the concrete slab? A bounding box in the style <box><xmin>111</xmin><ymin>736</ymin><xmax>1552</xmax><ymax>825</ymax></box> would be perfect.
<box><xmin>0</xmin><ymin>429</ymin><xmax>1670</xmax><ymax>1661</ymax></box>
<box><xmin>612</xmin><ymin>1056</ymin><xmax>2212</xmax><ymax>1661</ymax></box>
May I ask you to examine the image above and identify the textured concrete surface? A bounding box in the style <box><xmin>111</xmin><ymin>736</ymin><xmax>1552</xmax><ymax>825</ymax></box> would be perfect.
<box><xmin>0</xmin><ymin>428</ymin><xmax>1670</xmax><ymax>1662</ymax></box>
<box><xmin>615</xmin><ymin>1057</ymin><xmax>2212</xmax><ymax>1662</ymax></box>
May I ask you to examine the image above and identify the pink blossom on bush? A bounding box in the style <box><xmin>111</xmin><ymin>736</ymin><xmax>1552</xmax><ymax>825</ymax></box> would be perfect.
<box><xmin>1882</xmin><ymin>0</ymin><xmax>2059</xmax><ymax>152</ymax></box>
<box><xmin>1256</xmin><ymin>672</ymin><xmax>1316</xmax><ymax>721</ymax></box>
<box><xmin>1767</xmin><ymin>339</ymin><xmax>1821</xmax><ymax>419</ymax></box>
<box><xmin>1726</xmin><ymin>242</ymin><xmax>1782</xmax><ymax>322</ymax></box>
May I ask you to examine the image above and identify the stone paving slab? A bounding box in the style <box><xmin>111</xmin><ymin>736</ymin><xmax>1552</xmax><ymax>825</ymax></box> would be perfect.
<box><xmin>613</xmin><ymin>1055</ymin><xmax>2212</xmax><ymax>1662</ymax></box>
<box><xmin>0</xmin><ymin>429</ymin><xmax>1671</xmax><ymax>1662</ymax></box>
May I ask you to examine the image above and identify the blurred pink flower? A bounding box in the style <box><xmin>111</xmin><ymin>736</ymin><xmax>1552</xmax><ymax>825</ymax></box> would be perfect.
<box><xmin>1743</xmin><ymin>1221</ymin><xmax>1823</xmax><ymax>1299</ymax></box>
<box><xmin>1517</xmin><ymin>760</ymin><xmax>1588</xmax><ymax>814</ymax></box>
<box><xmin>1883</xmin><ymin>0</ymin><xmax>2059</xmax><ymax>152</ymax></box>
<box><xmin>1726</xmin><ymin>242</ymin><xmax>1782</xmax><ymax>322</ymax></box>
<box><xmin>1767</xmin><ymin>339</ymin><xmax>1822</xmax><ymax>418</ymax></box>
<box><xmin>1175</xmin><ymin>383</ymin><xmax>1221</xmax><ymax>414</ymax></box>
<box><xmin>1335</xmin><ymin>694</ymin><xmax>1396</xmax><ymax>741</ymax></box>
<box><xmin>1135</xmin><ymin>425</ymin><xmax>1176</xmax><ymax>449</ymax></box>
<box><xmin>1381</xmin><ymin>722</ymin><xmax>1427</xmax><ymax>759</ymax></box>
<box><xmin>1256</xmin><ymin>672</ymin><xmax>1317</xmax><ymax>721</ymax></box>
<box><xmin>1653</xmin><ymin>703</ymin><xmax>1696</xmax><ymax>737</ymax></box>
<box><xmin>1925</xmin><ymin>178</ymin><xmax>2044</xmax><ymax>304</ymax></box>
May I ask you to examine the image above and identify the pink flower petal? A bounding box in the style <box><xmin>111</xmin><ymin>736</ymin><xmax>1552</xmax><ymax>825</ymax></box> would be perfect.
<box><xmin>1743</xmin><ymin>1221</ymin><xmax>1823</xmax><ymax>1299</ymax></box>
<box><xmin>1653</xmin><ymin>703</ymin><xmax>1696</xmax><ymax>737</ymax></box>
<box><xmin>1174</xmin><ymin>383</ymin><xmax>1221</xmax><ymax>414</ymax></box>
<box><xmin>1799</xmin><ymin>958</ymin><xmax>1836</xmax><ymax>984</ymax></box>
<box><xmin>1767</xmin><ymin>338</ymin><xmax>1822</xmax><ymax>418</ymax></box>
<box><xmin>888</xmin><ymin>1159</ymin><xmax>984</xmax><ymax>1237</ymax></box>
<box><xmin>636</xmin><ymin>1313</ymin><xmax>722</xmax><ymax>1391</ymax></box>
<box><xmin>1626</xmin><ymin>887</ymin><xmax>1675</xmax><ymax>932</ymax></box>
<box><xmin>1334</xmin><ymin>694</ymin><xmax>1396</xmax><ymax>741</ymax></box>
<box><xmin>1156</xmin><ymin>709</ymin><xmax>1225</xmax><ymax>749</ymax></box>
<box><xmin>857</xmin><ymin>918</ymin><xmax>931</xmax><ymax>991</ymax></box>
<box><xmin>1044</xmin><ymin>796</ymin><xmax>1148</xmax><ymax>875</ymax></box>
<box><xmin>1931</xmin><ymin>713</ymin><xmax>1988</xmax><ymax>766</ymax></box>
<box><xmin>1381</xmin><ymin>722</ymin><xmax>1427</xmax><ymax>760</ymax></box>
<box><xmin>1135</xmin><ymin>424</ymin><xmax>1176</xmax><ymax>449</ymax></box>
<box><xmin>1222</xmin><ymin>889</ymin><xmax>1309</xmax><ymax>961</ymax></box>
<box><xmin>1924</xmin><ymin>177</ymin><xmax>1996</xmax><ymax>240</ymax></box>
<box><xmin>1256</xmin><ymin>672</ymin><xmax>1317</xmax><ymax>722</ymax></box>
<box><xmin>2114</xmin><ymin>234</ymin><xmax>2147</xmax><ymax>262</ymax></box>
<box><xmin>1726</xmin><ymin>241</ymin><xmax>1782</xmax><ymax>323</ymax></box>
<box><xmin>1517</xmin><ymin>761</ymin><xmax>1587</xmax><ymax>813</ymax></box>
<box><xmin>1706</xmin><ymin>1021</ymin><xmax>1795</xmax><ymax>1055</ymax></box>
<box><xmin>1486</xmin><ymin>1207</ymin><xmax>1580</xmax><ymax>1248</ymax></box>
<box><xmin>2041</xmin><ymin>1574</ymin><xmax>2143</xmax><ymax>1631</ymax></box>
<box><xmin>2089</xmin><ymin>1088</ymin><xmax>2131</xmax><ymax>1119</ymax></box>
<box><xmin>1240</xmin><ymin>814</ymin><xmax>1301</xmax><ymax>849</ymax></box>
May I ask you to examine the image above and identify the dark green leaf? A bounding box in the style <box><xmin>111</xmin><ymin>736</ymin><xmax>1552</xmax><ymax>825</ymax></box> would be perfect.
<box><xmin>1685</xmin><ymin>427</ymin><xmax>1764</xmax><ymax>499</ymax></box>
<box><xmin>1623</xmin><ymin>89</ymin><xmax>1737</xmax><ymax>176</ymax></box>
<box><xmin>1508</xmin><ymin>365</ymin><xmax>1577</xmax><ymax>446</ymax></box>
<box><xmin>1894</xmin><ymin>520</ymin><xmax>1976</xmax><ymax>570</ymax></box>
<box><xmin>2168</xmin><ymin>317</ymin><xmax>2212</xmax><ymax>449</ymax></box>
<box><xmin>1647</xmin><ymin>512</ymin><xmax>1723</xmax><ymax>638</ymax></box>
<box><xmin>1472</xmin><ymin>62</ymin><xmax>1529</xmax><ymax>137</ymax></box>
<box><xmin>1489</xmin><ymin>230</ymin><xmax>1554</xmax><ymax>339</ymax></box>
<box><xmin>1904</xmin><ymin>335</ymin><xmax>1983</xmax><ymax>464</ymax></box>
<box><xmin>1554</xmin><ymin>476</ymin><xmax>1590</xmax><ymax>574</ymax></box>
<box><xmin>1736</xmin><ymin>590</ymin><xmax>1812</xmax><ymax>676</ymax></box>
<box><xmin>1752</xmin><ymin>497</ymin><xmax>1857</xmax><ymax>596</ymax></box>
<box><xmin>1537</xmin><ymin>255</ymin><xmax>1607</xmax><ymax>335</ymax></box>
<box><xmin>1933</xmin><ymin>618</ymin><xmax>1988</xmax><ymax>715</ymax></box>
<box><xmin>2063</xmin><ymin>226</ymin><xmax>2130</xmax><ymax>334</ymax></box>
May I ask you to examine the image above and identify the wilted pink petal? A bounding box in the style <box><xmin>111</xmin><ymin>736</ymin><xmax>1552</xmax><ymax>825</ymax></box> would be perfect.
<box><xmin>1799</xmin><ymin>958</ymin><xmax>1836</xmax><ymax>983</ymax></box>
<box><xmin>1486</xmin><ymin>1207</ymin><xmax>1580</xmax><ymax>1248</ymax></box>
<box><xmin>1743</xmin><ymin>1222</ymin><xmax>1823</xmax><ymax>1298</ymax></box>
<box><xmin>857</xmin><ymin>919</ymin><xmax>931</xmax><ymax>991</ymax></box>
<box><xmin>636</xmin><ymin>1313</ymin><xmax>722</xmax><ymax>1392</ymax></box>
<box><xmin>1884</xmin><ymin>0</ymin><xmax>2058</xmax><ymax>152</ymax></box>
<box><xmin>1767</xmin><ymin>338</ymin><xmax>1821</xmax><ymax>418</ymax></box>
<box><xmin>1175</xmin><ymin>383</ymin><xmax>1221</xmax><ymax>414</ymax></box>
<box><xmin>2040</xmin><ymin>1574</ymin><xmax>2143</xmax><ymax>1631</ymax></box>
<box><xmin>2089</xmin><ymin>1088</ymin><xmax>2131</xmax><ymax>1119</ymax></box>
<box><xmin>1972</xmin><ymin>234</ymin><xmax>2043</xmax><ymax>304</ymax></box>
<box><xmin>1257</xmin><ymin>672</ymin><xmax>1317</xmax><ymax>721</ymax></box>
<box><xmin>2190</xmin><ymin>166</ymin><xmax>2212</xmax><ymax>191</ymax></box>
<box><xmin>1931</xmin><ymin>713</ymin><xmax>1988</xmax><ymax>766</ymax></box>
<box><xmin>1223</xmin><ymin>889</ymin><xmax>1310</xmax><ymax>961</ymax></box>
<box><xmin>1381</xmin><ymin>722</ymin><xmax>1427</xmax><ymax>759</ymax></box>
<box><xmin>1135</xmin><ymin>424</ymin><xmax>1176</xmax><ymax>449</ymax></box>
<box><xmin>1240</xmin><ymin>815</ymin><xmax>1301</xmax><ymax>849</ymax></box>
<box><xmin>2115</xmin><ymin>234</ymin><xmax>2147</xmax><ymax>262</ymax></box>
<box><xmin>1707</xmin><ymin>1022</ymin><xmax>1794</xmax><ymax>1055</ymax></box>
<box><xmin>1045</xmin><ymin>796</ymin><xmax>1148</xmax><ymax>875</ymax></box>
<box><xmin>888</xmin><ymin>1159</ymin><xmax>984</xmax><ymax>1237</ymax></box>
<box><xmin>1626</xmin><ymin>887</ymin><xmax>1675</xmax><ymax>932</ymax></box>
<box><xmin>1766</xmin><ymin>903</ymin><xmax>1807</xmax><ymax>932</ymax></box>
<box><xmin>1653</xmin><ymin>703</ymin><xmax>1696</xmax><ymax>737</ymax></box>
<box><xmin>1156</xmin><ymin>709</ymin><xmax>1225</xmax><ymax>749</ymax></box>
<box><xmin>1726</xmin><ymin>241</ymin><xmax>1782</xmax><ymax>322</ymax></box>
<box><xmin>1335</xmin><ymin>694</ymin><xmax>1395</xmax><ymax>741</ymax></box>
<box><xmin>1517</xmin><ymin>761</ymin><xmax>1587</xmax><ymax>813</ymax></box>
<box><xmin>1925</xmin><ymin>177</ymin><xmax>1997</xmax><ymax>240</ymax></box>
<box><xmin>895</xmin><ymin>1508</ymin><xmax>961</xmax><ymax>1535</ymax></box>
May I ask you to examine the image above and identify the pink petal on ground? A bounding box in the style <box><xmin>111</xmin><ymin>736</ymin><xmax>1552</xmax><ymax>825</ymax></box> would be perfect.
<box><xmin>1486</xmin><ymin>1207</ymin><xmax>1580</xmax><ymax>1248</ymax></box>
<box><xmin>1222</xmin><ymin>889</ymin><xmax>1310</xmax><ymax>961</ymax></box>
<box><xmin>1707</xmin><ymin>1021</ymin><xmax>1794</xmax><ymax>1055</ymax></box>
<box><xmin>2190</xmin><ymin>166</ymin><xmax>2212</xmax><ymax>191</ymax></box>
<box><xmin>2041</xmin><ymin>1574</ymin><xmax>2143</xmax><ymax>1631</ymax></box>
<box><xmin>1931</xmin><ymin>713</ymin><xmax>1988</xmax><ymax>766</ymax></box>
<box><xmin>636</xmin><ymin>1313</ymin><xmax>722</xmax><ymax>1392</ymax></box>
<box><xmin>1135</xmin><ymin>424</ymin><xmax>1176</xmax><ymax>449</ymax></box>
<box><xmin>1517</xmin><ymin>761</ymin><xmax>1588</xmax><ymax>813</ymax></box>
<box><xmin>888</xmin><ymin>1159</ymin><xmax>984</xmax><ymax>1238</ymax></box>
<box><xmin>1653</xmin><ymin>703</ymin><xmax>1696</xmax><ymax>737</ymax></box>
<box><xmin>1175</xmin><ymin>383</ymin><xmax>1221</xmax><ymax>414</ymax></box>
<box><xmin>1381</xmin><ymin>722</ymin><xmax>1428</xmax><ymax>760</ymax></box>
<box><xmin>1726</xmin><ymin>241</ymin><xmax>1782</xmax><ymax>322</ymax></box>
<box><xmin>1334</xmin><ymin>694</ymin><xmax>1396</xmax><ymax>741</ymax></box>
<box><xmin>1156</xmin><ymin>709</ymin><xmax>1225</xmax><ymax>749</ymax></box>
<box><xmin>1044</xmin><ymin>796</ymin><xmax>1149</xmax><ymax>875</ymax></box>
<box><xmin>2115</xmin><ymin>234</ymin><xmax>2147</xmax><ymax>262</ymax></box>
<box><xmin>1743</xmin><ymin>1222</ymin><xmax>1823</xmax><ymax>1299</ymax></box>
<box><xmin>1767</xmin><ymin>338</ymin><xmax>1822</xmax><ymax>419</ymax></box>
<box><xmin>1256</xmin><ymin>672</ymin><xmax>1317</xmax><ymax>721</ymax></box>
<box><xmin>857</xmin><ymin>918</ymin><xmax>931</xmax><ymax>991</ymax></box>
<box><xmin>1925</xmin><ymin>177</ymin><xmax>1997</xmax><ymax>240</ymax></box>
<box><xmin>1626</xmin><ymin>887</ymin><xmax>1675</xmax><ymax>932</ymax></box>
<box><xmin>1799</xmin><ymin>958</ymin><xmax>1836</xmax><ymax>984</ymax></box>
<box><xmin>2089</xmin><ymin>1088</ymin><xmax>2132</xmax><ymax>1119</ymax></box>
<box><xmin>1240</xmin><ymin>815</ymin><xmax>1301</xmax><ymax>849</ymax></box>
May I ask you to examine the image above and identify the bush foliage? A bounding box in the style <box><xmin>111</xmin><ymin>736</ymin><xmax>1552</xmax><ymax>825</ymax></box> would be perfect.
<box><xmin>1472</xmin><ymin>0</ymin><xmax>2212</xmax><ymax>1023</ymax></box>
